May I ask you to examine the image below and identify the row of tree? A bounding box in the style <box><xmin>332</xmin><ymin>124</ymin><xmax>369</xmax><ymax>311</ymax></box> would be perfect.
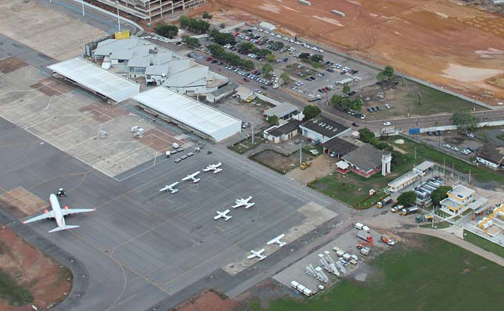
<box><xmin>299</xmin><ymin>53</ymin><xmax>323</xmax><ymax>63</ymax></box>
<box><xmin>209</xmin><ymin>29</ymin><xmax>235</xmax><ymax>45</ymax></box>
<box><xmin>207</xmin><ymin>44</ymin><xmax>255</xmax><ymax>70</ymax></box>
<box><xmin>155</xmin><ymin>23</ymin><xmax>179</xmax><ymax>39</ymax></box>
<box><xmin>181</xmin><ymin>35</ymin><xmax>200</xmax><ymax>48</ymax></box>
<box><xmin>331</xmin><ymin>95</ymin><xmax>363</xmax><ymax>112</ymax></box>
<box><xmin>179</xmin><ymin>15</ymin><xmax>210</xmax><ymax>34</ymax></box>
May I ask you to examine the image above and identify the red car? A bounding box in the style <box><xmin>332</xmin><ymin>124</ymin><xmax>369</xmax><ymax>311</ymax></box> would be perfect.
<box><xmin>243</xmin><ymin>78</ymin><xmax>249</xmax><ymax>82</ymax></box>
<box><xmin>206</xmin><ymin>57</ymin><xmax>212</xmax><ymax>61</ymax></box>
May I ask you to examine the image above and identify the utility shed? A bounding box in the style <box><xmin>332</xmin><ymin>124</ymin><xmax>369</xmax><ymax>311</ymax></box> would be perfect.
<box><xmin>133</xmin><ymin>87</ymin><xmax>241</xmax><ymax>142</ymax></box>
<box><xmin>47</xmin><ymin>57</ymin><xmax>140</xmax><ymax>103</ymax></box>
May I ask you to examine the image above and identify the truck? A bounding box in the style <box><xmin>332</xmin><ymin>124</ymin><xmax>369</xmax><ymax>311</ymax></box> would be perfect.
<box><xmin>360</xmin><ymin>247</ymin><xmax>370</xmax><ymax>256</ymax></box>
<box><xmin>335</xmin><ymin>77</ymin><xmax>353</xmax><ymax>85</ymax></box>
<box><xmin>381</xmin><ymin>235</ymin><xmax>396</xmax><ymax>246</ymax></box>
<box><xmin>377</xmin><ymin>196</ymin><xmax>393</xmax><ymax>208</ymax></box>
<box><xmin>401</xmin><ymin>206</ymin><xmax>419</xmax><ymax>216</ymax></box>
<box><xmin>357</xmin><ymin>230</ymin><xmax>373</xmax><ymax>242</ymax></box>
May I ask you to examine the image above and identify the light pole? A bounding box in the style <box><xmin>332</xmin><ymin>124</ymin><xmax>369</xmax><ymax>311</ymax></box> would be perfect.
<box><xmin>159</xmin><ymin>0</ymin><xmax>163</xmax><ymax>19</ymax></box>
<box><xmin>116</xmin><ymin>1</ymin><xmax>121</xmax><ymax>31</ymax></box>
<box><xmin>81</xmin><ymin>0</ymin><xmax>85</xmax><ymax>17</ymax></box>
<box><xmin>148</xmin><ymin>1</ymin><xmax>152</xmax><ymax>27</ymax></box>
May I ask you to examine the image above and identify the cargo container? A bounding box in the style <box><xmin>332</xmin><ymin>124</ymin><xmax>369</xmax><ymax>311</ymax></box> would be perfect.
<box><xmin>409</xmin><ymin>128</ymin><xmax>420</xmax><ymax>134</ymax></box>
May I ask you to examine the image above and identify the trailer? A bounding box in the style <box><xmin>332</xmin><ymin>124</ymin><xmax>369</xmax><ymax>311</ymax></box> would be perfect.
<box><xmin>377</xmin><ymin>196</ymin><xmax>393</xmax><ymax>208</ymax></box>
<box><xmin>357</xmin><ymin>230</ymin><xmax>373</xmax><ymax>242</ymax></box>
<box><xmin>401</xmin><ymin>207</ymin><xmax>419</xmax><ymax>216</ymax></box>
<box><xmin>335</xmin><ymin>77</ymin><xmax>354</xmax><ymax>85</ymax></box>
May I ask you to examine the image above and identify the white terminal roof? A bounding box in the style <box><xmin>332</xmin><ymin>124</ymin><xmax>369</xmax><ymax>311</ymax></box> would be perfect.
<box><xmin>133</xmin><ymin>87</ymin><xmax>241</xmax><ymax>142</ymax></box>
<box><xmin>47</xmin><ymin>57</ymin><xmax>140</xmax><ymax>102</ymax></box>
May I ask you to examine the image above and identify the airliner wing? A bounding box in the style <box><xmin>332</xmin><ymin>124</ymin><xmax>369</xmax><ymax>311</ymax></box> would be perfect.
<box><xmin>62</xmin><ymin>208</ymin><xmax>95</xmax><ymax>216</ymax></box>
<box><xmin>23</xmin><ymin>211</ymin><xmax>55</xmax><ymax>224</ymax></box>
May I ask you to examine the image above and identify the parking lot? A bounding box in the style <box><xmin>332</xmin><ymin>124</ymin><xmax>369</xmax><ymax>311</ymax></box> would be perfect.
<box><xmin>195</xmin><ymin>26</ymin><xmax>378</xmax><ymax>103</ymax></box>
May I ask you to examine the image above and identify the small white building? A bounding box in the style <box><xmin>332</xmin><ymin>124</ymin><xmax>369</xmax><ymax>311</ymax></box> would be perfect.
<box><xmin>206</xmin><ymin>83</ymin><xmax>238</xmax><ymax>103</ymax></box>
<box><xmin>263</xmin><ymin>120</ymin><xmax>301</xmax><ymax>143</ymax></box>
<box><xmin>259</xmin><ymin>21</ymin><xmax>276</xmax><ymax>32</ymax></box>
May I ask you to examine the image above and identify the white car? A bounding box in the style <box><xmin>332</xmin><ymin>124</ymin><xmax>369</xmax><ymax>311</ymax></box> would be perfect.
<box><xmin>383</xmin><ymin>121</ymin><xmax>391</xmax><ymax>126</ymax></box>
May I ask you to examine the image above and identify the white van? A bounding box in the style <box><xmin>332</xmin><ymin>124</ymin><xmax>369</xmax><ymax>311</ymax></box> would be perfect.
<box><xmin>355</xmin><ymin>222</ymin><xmax>364</xmax><ymax>230</ymax></box>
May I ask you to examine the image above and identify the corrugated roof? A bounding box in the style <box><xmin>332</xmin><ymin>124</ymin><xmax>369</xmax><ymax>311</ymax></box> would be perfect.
<box><xmin>301</xmin><ymin>117</ymin><xmax>349</xmax><ymax>138</ymax></box>
<box><xmin>47</xmin><ymin>57</ymin><xmax>140</xmax><ymax>102</ymax></box>
<box><xmin>132</xmin><ymin>87</ymin><xmax>241</xmax><ymax>142</ymax></box>
<box><xmin>342</xmin><ymin>144</ymin><xmax>383</xmax><ymax>172</ymax></box>
<box><xmin>264</xmin><ymin>102</ymin><xmax>299</xmax><ymax>118</ymax></box>
<box><xmin>163</xmin><ymin>67</ymin><xmax>208</xmax><ymax>87</ymax></box>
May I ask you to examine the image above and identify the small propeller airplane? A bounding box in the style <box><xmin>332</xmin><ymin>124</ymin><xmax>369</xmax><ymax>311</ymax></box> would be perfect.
<box><xmin>203</xmin><ymin>162</ymin><xmax>222</xmax><ymax>174</ymax></box>
<box><xmin>232</xmin><ymin>196</ymin><xmax>255</xmax><ymax>209</ymax></box>
<box><xmin>247</xmin><ymin>249</ymin><xmax>267</xmax><ymax>261</ymax></box>
<box><xmin>213</xmin><ymin>209</ymin><xmax>232</xmax><ymax>221</ymax></box>
<box><xmin>22</xmin><ymin>194</ymin><xmax>95</xmax><ymax>233</ymax></box>
<box><xmin>182</xmin><ymin>171</ymin><xmax>200</xmax><ymax>183</ymax></box>
<box><xmin>267</xmin><ymin>234</ymin><xmax>287</xmax><ymax>247</ymax></box>
<box><xmin>159</xmin><ymin>182</ymin><xmax>179</xmax><ymax>194</ymax></box>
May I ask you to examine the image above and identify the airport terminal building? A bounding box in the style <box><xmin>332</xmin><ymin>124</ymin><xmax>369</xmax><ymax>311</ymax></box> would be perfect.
<box><xmin>132</xmin><ymin>87</ymin><xmax>241</xmax><ymax>142</ymax></box>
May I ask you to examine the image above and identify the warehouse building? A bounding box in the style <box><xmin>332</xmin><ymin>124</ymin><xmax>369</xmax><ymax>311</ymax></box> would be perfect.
<box><xmin>47</xmin><ymin>57</ymin><xmax>140</xmax><ymax>103</ymax></box>
<box><xmin>132</xmin><ymin>87</ymin><xmax>241</xmax><ymax>142</ymax></box>
<box><xmin>299</xmin><ymin>117</ymin><xmax>350</xmax><ymax>143</ymax></box>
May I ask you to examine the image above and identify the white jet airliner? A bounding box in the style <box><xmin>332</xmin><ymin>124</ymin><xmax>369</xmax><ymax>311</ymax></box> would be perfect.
<box><xmin>22</xmin><ymin>194</ymin><xmax>95</xmax><ymax>233</ymax></box>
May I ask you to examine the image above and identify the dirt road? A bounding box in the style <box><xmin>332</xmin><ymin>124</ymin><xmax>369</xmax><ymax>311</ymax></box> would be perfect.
<box><xmin>210</xmin><ymin>0</ymin><xmax>504</xmax><ymax>104</ymax></box>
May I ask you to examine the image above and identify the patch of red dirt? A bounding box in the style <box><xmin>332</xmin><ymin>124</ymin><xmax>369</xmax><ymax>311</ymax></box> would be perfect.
<box><xmin>174</xmin><ymin>290</ymin><xmax>234</xmax><ymax>311</ymax></box>
<box><xmin>0</xmin><ymin>224</ymin><xmax>72</xmax><ymax>310</ymax></box>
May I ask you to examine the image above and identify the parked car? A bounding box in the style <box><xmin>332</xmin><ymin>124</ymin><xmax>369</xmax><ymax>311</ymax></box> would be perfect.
<box><xmin>383</xmin><ymin>121</ymin><xmax>391</xmax><ymax>126</ymax></box>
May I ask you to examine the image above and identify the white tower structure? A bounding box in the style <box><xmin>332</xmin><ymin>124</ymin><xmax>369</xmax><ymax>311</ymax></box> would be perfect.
<box><xmin>382</xmin><ymin>153</ymin><xmax>392</xmax><ymax>176</ymax></box>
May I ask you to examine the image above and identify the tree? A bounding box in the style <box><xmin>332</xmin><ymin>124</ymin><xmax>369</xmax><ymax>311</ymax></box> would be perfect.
<box><xmin>202</xmin><ymin>11</ymin><xmax>213</xmax><ymax>19</ymax></box>
<box><xmin>451</xmin><ymin>111</ymin><xmax>479</xmax><ymax>133</ymax></box>
<box><xmin>238</xmin><ymin>42</ymin><xmax>255</xmax><ymax>53</ymax></box>
<box><xmin>281</xmin><ymin>72</ymin><xmax>291</xmax><ymax>86</ymax></box>
<box><xmin>179</xmin><ymin>15</ymin><xmax>189</xmax><ymax>29</ymax></box>
<box><xmin>377</xmin><ymin>65</ymin><xmax>395</xmax><ymax>83</ymax></box>
<box><xmin>220</xmin><ymin>23</ymin><xmax>226</xmax><ymax>29</ymax></box>
<box><xmin>181</xmin><ymin>35</ymin><xmax>200</xmax><ymax>47</ymax></box>
<box><xmin>209</xmin><ymin>29</ymin><xmax>235</xmax><ymax>45</ymax></box>
<box><xmin>273</xmin><ymin>41</ymin><xmax>284</xmax><ymax>50</ymax></box>
<box><xmin>243</xmin><ymin>60</ymin><xmax>255</xmax><ymax>70</ymax></box>
<box><xmin>310</xmin><ymin>54</ymin><xmax>323</xmax><ymax>63</ymax></box>
<box><xmin>299</xmin><ymin>53</ymin><xmax>311</xmax><ymax>60</ymax></box>
<box><xmin>397</xmin><ymin>191</ymin><xmax>417</xmax><ymax>207</ymax></box>
<box><xmin>303</xmin><ymin>105</ymin><xmax>321</xmax><ymax>121</ymax></box>
<box><xmin>179</xmin><ymin>16</ymin><xmax>209</xmax><ymax>34</ymax></box>
<box><xmin>262</xmin><ymin>63</ymin><xmax>273</xmax><ymax>77</ymax></box>
<box><xmin>266</xmin><ymin>54</ymin><xmax>276</xmax><ymax>63</ymax></box>
<box><xmin>257</xmin><ymin>49</ymin><xmax>272</xmax><ymax>57</ymax></box>
<box><xmin>431</xmin><ymin>186</ymin><xmax>452</xmax><ymax>207</ymax></box>
<box><xmin>342</xmin><ymin>84</ymin><xmax>351</xmax><ymax>94</ymax></box>
<box><xmin>268</xmin><ymin>115</ymin><xmax>279</xmax><ymax>125</ymax></box>
<box><xmin>331</xmin><ymin>95</ymin><xmax>343</xmax><ymax>106</ymax></box>
<box><xmin>155</xmin><ymin>24</ymin><xmax>179</xmax><ymax>39</ymax></box>
<box><xmin>358</xmin><ymin>128</ymin><xmax>375</xmax><ymax>143</ymax></box>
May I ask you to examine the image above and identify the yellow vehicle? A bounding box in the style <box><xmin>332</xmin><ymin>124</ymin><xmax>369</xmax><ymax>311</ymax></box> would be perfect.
<box><xmin>300</xmin><ymin>162</ymin><xmax>312</xmax><ymax>170</ymax></box>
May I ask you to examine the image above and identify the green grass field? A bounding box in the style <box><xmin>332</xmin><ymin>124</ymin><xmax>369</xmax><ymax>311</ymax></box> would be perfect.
<box><xmin>391</xmin><ymin>137</ymin><xmax>504</xmax><ymax>185</ymax></box>
<box><xmin>0</xmin><ymin>269</ymin><xmax>33</xmax><ymax>306</ymax></box>
<box><xmin>255</xmin><ymin>235</ymin><xmax>504</xmax><ymax>311</ymax></box>
<box><xmin>463</xmin><ymin>230</ymin><xmax>504</xmax><ymax>258</ymax></box>
<box><xmin>309</xmin><ymin>152</ymin><xmax>416</xmax><ymax>209</ymax></box>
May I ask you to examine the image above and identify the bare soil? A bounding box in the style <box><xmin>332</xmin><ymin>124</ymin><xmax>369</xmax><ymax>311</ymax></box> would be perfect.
<box><xmin>174</xmin><ymin>289</ymin><xmax>234</xmax><ymax>311</ymax></box>
<box><xmin>0</xmin><ymin>224</ymin><xmax>72</xmax><ymax>310</ymax></box>
<box><xmin>207</xmin><ymin>0</ymin><xmax>504</xmax><ymax>104</ymax></box>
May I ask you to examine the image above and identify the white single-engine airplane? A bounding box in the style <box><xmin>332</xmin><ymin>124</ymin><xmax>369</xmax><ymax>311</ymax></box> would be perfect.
<box><xmin>182</xmin><ymin>171</ymin><xmax>200</xmax><ymax>183</ymax></box>
<box><xmin>159</xmin><ymin>182</ymin><xmax>179</xmax><ymax>194</ymax></box>
<box><xmin>247</xmin><ymin>249</ymin><xmax>267</xmax><ymax>261</ymax></box>
<box><xmin>214</xmin><ymin>209</ymin><xmax>232</xmax><ymax>221</ymax></box>
<box><xmin>203</xmin><ymin>162</ymin><xmax>222</xmax><ymax>174</ymax></box>
<box><xmin>267</xmin><ymin>234</ymin><xmax>286</xmax><ymax>247</ymax></box>
<box><xmin>232</xmin><ymin>196</ymin><xmax>255</xmax><ymax>209</ymax></box>
<box><xmin>22</xmin><ymin>194</ymin><xmax>95</xmax><ymax>233</ymax></box>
